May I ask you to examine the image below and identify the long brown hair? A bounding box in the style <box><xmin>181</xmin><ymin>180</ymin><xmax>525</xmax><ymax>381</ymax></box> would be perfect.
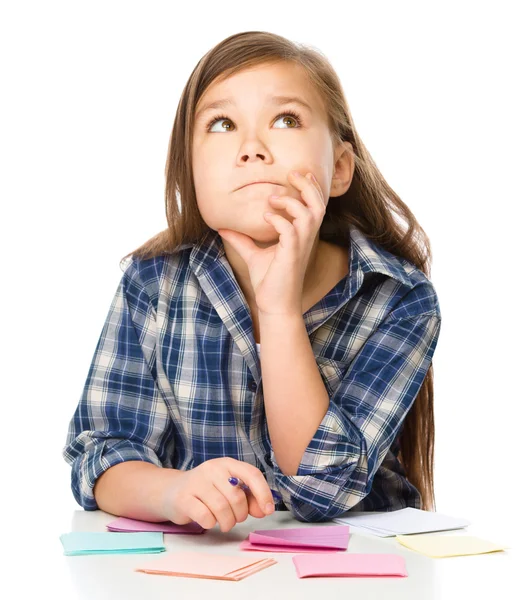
<box><xmin>122</xmin><ymin>31</ymin><xmax>437</xmax><ymax>511</ymax></box>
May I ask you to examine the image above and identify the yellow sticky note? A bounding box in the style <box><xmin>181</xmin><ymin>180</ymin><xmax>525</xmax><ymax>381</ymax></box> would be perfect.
<box><xmin>396</xmin><ymin>534</ymin><xmax>509</xmax><ymax>558</ymax></box>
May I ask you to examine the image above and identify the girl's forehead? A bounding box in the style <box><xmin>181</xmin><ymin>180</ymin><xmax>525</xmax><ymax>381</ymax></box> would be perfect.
<box><xmin>196</xmin><ymin>64</ymin><xmax>322</xmax><ymax>117</ymax></box>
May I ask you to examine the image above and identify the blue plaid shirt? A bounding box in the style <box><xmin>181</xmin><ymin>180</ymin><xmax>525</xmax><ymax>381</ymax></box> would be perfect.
<box><xmin>63</xmin><ymin>224</ymin><xmax>441</xmax><ymax>522</ymax></box>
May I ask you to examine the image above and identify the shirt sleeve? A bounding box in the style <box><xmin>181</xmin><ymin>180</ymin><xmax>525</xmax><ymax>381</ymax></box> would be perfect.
<box><xmin>269</xmin><ymin>281</ymin><xmax>442</xmax><ymax>522</ymax></box>
<box><xmin>62</xmin><ymin>259</ymin><xmax>176</xmax><ymax>510</ymax></box>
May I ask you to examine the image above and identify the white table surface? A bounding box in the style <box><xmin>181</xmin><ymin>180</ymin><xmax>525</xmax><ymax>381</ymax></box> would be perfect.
<box><xmin>46</xmin><ymin>510</ymin><xmax>520</xmax><ymax>600</ymax></box>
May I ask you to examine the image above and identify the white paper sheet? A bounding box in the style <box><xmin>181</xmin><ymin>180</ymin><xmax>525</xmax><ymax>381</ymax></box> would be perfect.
<box><xmin>332</xmin><ymin>507</ymin><xmax>470</xmax><ymax>537</ymax></box>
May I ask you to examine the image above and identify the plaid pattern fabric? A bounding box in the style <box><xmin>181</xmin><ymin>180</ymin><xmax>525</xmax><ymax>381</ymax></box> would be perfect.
<box><xmin>63</xmin><ymin>223</ymin><xmax>441</xmax><ymax>522</ymax></box>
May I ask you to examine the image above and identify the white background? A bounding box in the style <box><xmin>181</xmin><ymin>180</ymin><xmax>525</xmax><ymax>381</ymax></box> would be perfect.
<box><xmin>1</xmin><ymin>0</ymin><xmax>524</xmax><ymax>595</ymax></box>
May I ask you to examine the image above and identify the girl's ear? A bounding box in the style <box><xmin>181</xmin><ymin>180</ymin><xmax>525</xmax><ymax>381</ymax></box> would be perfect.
<box><xmin>331</xmin><ymin>141</ymin><xmax>355</xmax><ymax>197</ymax></box>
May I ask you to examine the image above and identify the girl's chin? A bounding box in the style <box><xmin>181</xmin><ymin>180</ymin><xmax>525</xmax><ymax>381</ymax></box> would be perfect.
<box><xmin>252</xmin><ymin>224</ymin><xmax>281</xmax><ymax>241</ymax></box>
<box><xmin>216</xmin><ymin>221</ymin><xmax>281</xmax><ymax>245</ymax></box>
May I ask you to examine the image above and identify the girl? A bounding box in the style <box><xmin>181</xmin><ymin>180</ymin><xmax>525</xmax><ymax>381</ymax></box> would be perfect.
<box><xmin>63</xmin><ymin>31</ymin><xmax>441</xmax><ymax>532</ymax></box>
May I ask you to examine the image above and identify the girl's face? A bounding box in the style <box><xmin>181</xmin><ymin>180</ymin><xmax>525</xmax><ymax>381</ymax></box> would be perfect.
<box><xmin>192</xmin><ymin>61</ymin><xmax>336</xmax><ymax>244</ymax></box>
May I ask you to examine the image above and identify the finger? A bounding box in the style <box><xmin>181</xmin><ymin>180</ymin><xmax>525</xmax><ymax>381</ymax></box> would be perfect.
<box><xmin>200</xmin><ymin>485</ymin><xmax>238</xmax><ymax>532</ymax></box>
<box><xmin>304</xmin><ymin>173</ymin><xmax>326</xmax><ymax>214</ymax></box>
<box><xmin>306</xmin><ymin>172</ymin><xmax>325</xmax><ymax>204</ymax></box>
<box><xmin>228</xmin><ymin>462</ymin><xmax>275</xmax><ymax>515</ymax></box>
<box><xmin>263</xmin><ymin>213</ymin><xmax>299</xmax><ymax>251</ymax></box>
<box><xmin>184</xmin><ymin>495</ymin><xmax>218</xmax><ymax>530</ymax></box>
<box><xmin>268</xmin><ymin>196</ymin><xmax>318</xmax><ymax>237</ymax></box>
<box><xmin>268</xmin><ymin>195</ymin><xmax>311</xmax><ymax>220</ymax></box>
<box><xmin>247</xmin><ymin>492</ymin><xmax>267</xmax><ymax>519</ymax></box>
<box><xmin>287</xmin><ymin>171</ymin><xmax>326</xmax><ymax>214</ymax></box>
<box><xmin>217</xmin><ymin>478</ymin><xmax>250</xmax><ymax>524</ymax></box>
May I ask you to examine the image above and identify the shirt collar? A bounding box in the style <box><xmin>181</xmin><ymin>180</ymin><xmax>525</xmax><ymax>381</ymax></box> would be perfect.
<box><xmin>189</xmin><ymin>223</ymin><xmax>414</xmax><ymax>294</ymax></box>
<box><xmin>347</xmin><ymin>224</ymin><xmax>414</xmax><ymax>290</ymax></box>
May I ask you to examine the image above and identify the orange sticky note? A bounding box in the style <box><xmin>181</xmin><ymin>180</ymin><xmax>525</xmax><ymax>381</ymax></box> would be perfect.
<box><xmin>135</xmin><ymin>551</ymin><xmax>277</xmax><ymax>581</ymax></box>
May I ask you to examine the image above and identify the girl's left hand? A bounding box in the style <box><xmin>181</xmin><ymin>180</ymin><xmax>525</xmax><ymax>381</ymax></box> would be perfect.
<box><xmin>217</xmin><ymin>170</ymin><xmax>327</xmax><ymax>316</ymax></box>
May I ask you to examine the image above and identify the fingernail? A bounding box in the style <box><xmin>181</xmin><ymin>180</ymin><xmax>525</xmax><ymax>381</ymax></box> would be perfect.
<box><xmin>228</xmin><ymin>477</ymin><xmax>239</xmax><ymax>486</ymax></box>
<box><xmin>265</xmin><ymin>503</ymin><xmax>274</xmax><ymax>514</ymax></box>
<box><xmin>310</xmin><ymin>173</ymin><xmax>317</xmax><ymax>183</ymax></box>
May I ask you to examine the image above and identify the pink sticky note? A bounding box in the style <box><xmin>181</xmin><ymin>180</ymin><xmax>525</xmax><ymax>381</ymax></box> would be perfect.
<box><xmin>241</xmin><ymin>525</ymin><xmax>350</xmax><ymax>553</ymax></box>
<box><xmin>293</xmin><ymin>553</ymin><xmax>408</xmax><ymax>578</ymax></box>
<box><xmin>240</xmin><ymin>540</ymin><xmax>340</xmax><ymax>553</ymax></box>
<box><xmin>106</xmin><ymin>517</ymin><xmax>204</xmax><ymax>534</ymax></box>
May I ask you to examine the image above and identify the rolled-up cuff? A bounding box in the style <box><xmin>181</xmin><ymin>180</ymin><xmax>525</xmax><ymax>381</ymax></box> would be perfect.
<box><xmin>70</xmin><ymin>439</ymin><xmax>162</xmax><ymax>510</ymax></box>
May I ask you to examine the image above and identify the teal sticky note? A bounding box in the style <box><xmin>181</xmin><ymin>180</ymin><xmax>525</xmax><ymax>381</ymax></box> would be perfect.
<box><xmin>60</xmin><ymin>531</ymin><xmax>165</xmax><ymax>556</ymax></box>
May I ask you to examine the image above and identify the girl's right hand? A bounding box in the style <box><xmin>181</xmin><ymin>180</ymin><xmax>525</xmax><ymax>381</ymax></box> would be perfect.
<box><xmin>160</xmin><ymin>457</ymin><xmax>276</xmax><ymax>532</ymax></box>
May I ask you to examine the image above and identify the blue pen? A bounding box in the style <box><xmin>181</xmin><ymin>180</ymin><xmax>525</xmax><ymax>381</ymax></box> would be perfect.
<box><xmin>228</xmin><ymin>477</ymin><xmax>282</xmax><ymax>503</ymax></box>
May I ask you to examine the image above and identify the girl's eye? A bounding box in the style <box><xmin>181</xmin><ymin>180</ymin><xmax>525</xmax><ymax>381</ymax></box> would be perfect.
<box><xmin>205</xmin><ymin>110</ymin><xmax>303</xmax><ymax>132</ymax></box>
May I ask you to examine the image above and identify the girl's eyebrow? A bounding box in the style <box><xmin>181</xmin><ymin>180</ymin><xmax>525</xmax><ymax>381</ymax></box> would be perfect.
<box><xmin>195</xmin><ymin>95</ymin><xmax>313</xmax><ymax>121</ymax></box>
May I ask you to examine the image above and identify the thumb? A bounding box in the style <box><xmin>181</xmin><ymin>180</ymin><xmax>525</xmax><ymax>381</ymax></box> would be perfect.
<box><xmin>217</xmin><ymin>229</ymin><xmax>258</xmax><ymax>265</ymax></box>
<box><xmin>247</xmin><ymin>491</ymin><xmax>267</xmax><ymax>519</ymax></box>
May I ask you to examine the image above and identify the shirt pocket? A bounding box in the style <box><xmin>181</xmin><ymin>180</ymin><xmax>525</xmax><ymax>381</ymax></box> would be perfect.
<box><xmin>316</xmin><ymin>357</ymin><xmax>349</xmax><ymax>397</ymax></box>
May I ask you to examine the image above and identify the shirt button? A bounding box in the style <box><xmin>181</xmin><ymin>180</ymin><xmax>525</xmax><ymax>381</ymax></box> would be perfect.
<box><xmin>249</xmin><ymin>380</ymin><xmax>258</xmax><ymax>392</ymax></box>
